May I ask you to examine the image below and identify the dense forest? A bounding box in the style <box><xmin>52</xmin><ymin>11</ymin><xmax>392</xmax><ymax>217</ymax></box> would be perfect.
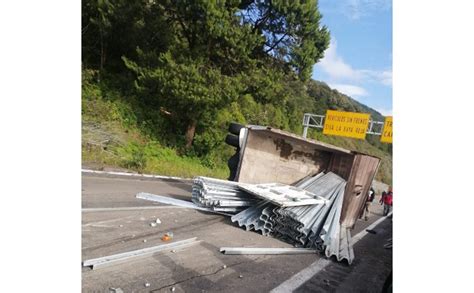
<box><xmin>82</xmin><ymin>0</ymin><xmax>392</xmax><ymax>184</ymax></box>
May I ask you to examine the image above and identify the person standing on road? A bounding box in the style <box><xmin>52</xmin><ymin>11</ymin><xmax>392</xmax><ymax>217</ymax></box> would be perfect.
<box><xmin>380</xmin><ymin>187</ymin><xmax>393</xmax><ymax>216</ymax></box>
<box><xmin>361</xmin><ymin>187</ymin><xmax>376</xmax><ymax>221</ymax></box>
<box><xmin>369</xmin><ymin>187</ymin><xmax>375</xmax><ymax>203</ymax></box>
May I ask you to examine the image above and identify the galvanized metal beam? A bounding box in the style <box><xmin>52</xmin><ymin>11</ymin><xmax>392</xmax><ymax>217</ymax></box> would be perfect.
<box><xmin>136</xmin><ymin>192</ymin><xmax>232</xmax><ymax>216</ymax></box>
<box><xmin>82</xmin><ymin>206</ymin><xmax>186</xmax><ymax>213</ymax></box>
<box><xmin>83</xmin><ymin>238</ymin><xmax>200</xmax><ymax>269</ymax></box>
<box><xmin>220</xmin><ymin>247</ymin><xmax>318</xmax><ymax>255</ymax></box>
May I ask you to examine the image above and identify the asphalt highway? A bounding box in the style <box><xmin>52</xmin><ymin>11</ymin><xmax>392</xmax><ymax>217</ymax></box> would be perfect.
<box><xmin>82</xmin><ymin>172</ymin><xmax>392</xmax><ymax>292</ymax></box>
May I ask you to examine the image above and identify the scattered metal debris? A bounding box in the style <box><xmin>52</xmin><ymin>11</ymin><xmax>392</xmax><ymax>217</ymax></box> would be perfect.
<box><xmin>145</xmin><ymin>283</ymin><xmax>150</xmax><ymax>288</ymax></box>
<box><xmin>83</xmin><ymin>238</ymin><xmax>201</xmax><ymax>270</ymax></box>
<box><xmin>384</xmin><ymin>238</ymin><xmax>392</xmax><ymax>249</ymax></box>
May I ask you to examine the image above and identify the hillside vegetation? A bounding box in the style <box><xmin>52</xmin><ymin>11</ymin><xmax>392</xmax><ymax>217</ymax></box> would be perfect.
<box><xmin>82</xmin><ymin>0</ymin><xmax>392</xmax><ymax>184</ymax></box>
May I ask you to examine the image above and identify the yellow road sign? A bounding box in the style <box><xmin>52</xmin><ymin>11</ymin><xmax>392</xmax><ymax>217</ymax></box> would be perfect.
<box><xmin>380</xmin><ymin>116</ymin><xmax>393</xmax><ymax>143</ymax></box>
<box><xmin>323</xmin><ymin>110</ymin><xmax>370</xmax><ymax>139</ymax></box>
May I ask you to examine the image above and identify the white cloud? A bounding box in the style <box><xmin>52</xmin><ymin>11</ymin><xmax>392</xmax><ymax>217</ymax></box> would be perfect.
<box><xmin>329</xmin><ymin>83</ymin><xmax>368</xmax><ymax>97</ymax></box>
<box><xmin>318</xmin><ymin>40</ymin><xmax>363</xmax><ymax>81</ymax></box>
<box><xmin>343</xmin><ymin>0</ymin><xmax>392</xmax><ymax>20</ymax></box>
<box><xmin>375</xmin><ymin>107</ymin><xmax>392</xmax><ymax>116</ymax></box>
<box><xmin>380</xmin><ymin>70</ymin><xmax>392</xmax><ymax>86</ymax></box>
<box><xmin>359</xmin><ymin>69</ymin><xmax>392</xmax><ymax>86</ymax></box>
<box><xmin>316</xmin><ymin>39</ymin><xmax>392</xmax><ymax>87</ymax></box>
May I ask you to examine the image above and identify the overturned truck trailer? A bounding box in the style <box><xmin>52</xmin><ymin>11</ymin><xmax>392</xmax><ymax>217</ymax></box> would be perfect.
<box><xmin>231</xmin><ymin>125</ymin><xmax>380</xmax><ymax>230</ymax></box>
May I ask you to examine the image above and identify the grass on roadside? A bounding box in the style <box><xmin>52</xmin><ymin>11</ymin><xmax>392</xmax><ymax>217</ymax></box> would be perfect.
<box><xmin>82</xmin><ymin>120</ymin><xmax>230</xmax><ymax>179</ymax></box>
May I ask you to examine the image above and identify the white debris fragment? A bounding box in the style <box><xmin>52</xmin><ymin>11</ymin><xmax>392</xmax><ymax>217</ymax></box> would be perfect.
<box><xmin>109</xmin><ymin>288</ymin><xmax>124</xmax><ymax>293</ymax></box>
<box><xmin>170</xmin><ymin>287</ymin><xmax>176</xmax><ymax>292</ymax></box>
<box><xmin>119</xmin><ymin>225</ymin><xmax>123</xmax><ymax>228</ymax></box>
<box><xmin>144</xmin><ymin>283</ymin><xmax>151</xmax><ymax>287</ymax></box>
<box><xmin>156</xmin><ymin>218</ymin><xmax>162</xmax><ymax>224</ymax></box>
<box><xmin>150</xmin><ymin>222</ymin><xmax>157</xmax><ymax>227</ymax></box>
<box><xmin>239</xmin><ymin>275</ymin><xmax>243</xmax><ymax>278</ymax></box>
<box><xmin>171</xmin><ymin>249</ymin><xmax>176</xmax><ymax>253</ymax></box>
<box><xmin>222</xmin><ymin>265</ymin><xmax>227</xmax><ymax>269</ymax></box>
<box><xmin>143</xmin><ymin>239</ymin><xmax>147</xmax><ymax>243</ymax></box>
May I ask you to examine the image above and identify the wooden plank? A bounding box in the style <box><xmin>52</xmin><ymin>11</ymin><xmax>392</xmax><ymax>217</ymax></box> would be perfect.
<box><xmin>328</xmin><ymin>153</ymin><xmax>354</xmax><ymax>180</ymax></box>
<box><xmin>340</xmin><ymin>154</ymin><xmax>380</xmax><ymax>229</ymax></box>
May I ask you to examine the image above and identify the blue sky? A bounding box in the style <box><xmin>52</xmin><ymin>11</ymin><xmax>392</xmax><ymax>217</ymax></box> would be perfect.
<box><xmin>312</xmin><ymin>0</ymin><xmax>392</xmax><ymax>116</ymax></box>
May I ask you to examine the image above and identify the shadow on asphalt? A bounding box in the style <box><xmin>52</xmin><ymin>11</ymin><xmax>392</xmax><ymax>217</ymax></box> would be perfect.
<box><xmin>161</xmin><ymin>181</ymin><xmax>193</xmax><ymax>193</ymax></box>
<box><xmin>164</xmin><ymin>193</ymin><xmax>194</xmax><ymax>201</ymax></box>
<box><xmin>149</xmin><ymin>239</ymin><xmax>316</xmax><ymax>293</ymax></box>
<box><xmin>149</xmin><ymin>241</ymin><xmax>261</xmax><ymax>293</ymax></box>
<box><xmin>295</xmin><ymin>218</ymin><xmax>392</xmax><ymax>293</ymax></box>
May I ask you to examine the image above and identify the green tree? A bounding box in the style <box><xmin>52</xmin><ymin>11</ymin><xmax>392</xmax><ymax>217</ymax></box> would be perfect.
<box><xmin>123</xmin><ymin>0</ymin><xmax>259</xmax><ymax>148</ymax></box>
<box><xmin>124</xmin><ymin>51</ymin><xmax>242</xmax><ymax>148</ymax></box>
<box><xmin>239</xmin><ymin>0</ymin><xmax>330</xmax><ymax>80</ymax></box>
<box><xmin>122</xmin><ymin>0</ymin><xmax>330</xmax><ymax>147</ymax></box>
<box><xmin>82</xmin><ymin>0</ymin><xmax>172</xmax><ymax>75</ymax></box>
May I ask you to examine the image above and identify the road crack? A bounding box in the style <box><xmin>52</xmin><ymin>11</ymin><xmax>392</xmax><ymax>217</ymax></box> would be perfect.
<box><xmin>150</xmin><ymin>258</ymin><xmax>261</xmax><ymax>292</ymax></box>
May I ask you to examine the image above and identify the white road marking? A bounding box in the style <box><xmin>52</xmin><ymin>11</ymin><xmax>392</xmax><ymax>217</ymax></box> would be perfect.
<box><xmin>270</xmin><ymin>212</ymin><xmax>392</xmax><ymax>293</ymax></box>
<box><xmin>82</xmin><ymin>169</ymin><xmax>190</xmax><ymax>181</ymax></box>
<box><xmin>86</xmin><ymin>224</ymin><xmax>115</xmax><ymax>228</ymax></box>
<box><xmin>82</xmin><ymin>215</ymin><xmax>135</xmax><ymax>227</ymax></box>
<box><xmin>82</xmin><ymin>206</ymin><xmax>186</xmax><ymax>213</ymax></box>
<box><xmin>350</xmin><ymin>212</ymin><xmax>392</xmax><ymax>243</ymax></box>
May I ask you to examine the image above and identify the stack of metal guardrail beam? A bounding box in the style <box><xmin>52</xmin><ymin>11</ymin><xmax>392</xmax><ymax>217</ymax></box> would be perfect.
<box><xmin>192</xmin><ymin>176</ymin><xmax>261</xmax><ymax>213</ymax></box>
<box><xmin>230</xmin><ymin>171</ymin><xmax>354</xmax><ymax>264</ymax></box>
<box><xmin>271</xmin><ymin>172</ymin><xmax>346</xmax><ymax>246</ymax></box>
<box><xmin>230</xmin><ymin>200</ymin><xmax>277</xmax><ymax>236</ymax></box>
<box><xmin>318</xmin><ymin>190</ymin><xmax>354</xmax><ymax>263</ymax></box>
